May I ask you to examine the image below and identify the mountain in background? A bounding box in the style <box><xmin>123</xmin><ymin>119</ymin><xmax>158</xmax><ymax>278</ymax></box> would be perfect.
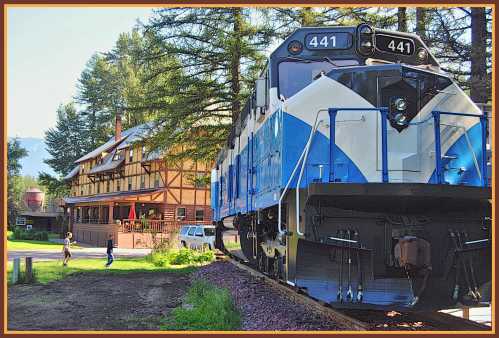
<box><xmin>8</xmin><ymin>137</ymin><xmax>56</xmax><ymax>178</ymax></box>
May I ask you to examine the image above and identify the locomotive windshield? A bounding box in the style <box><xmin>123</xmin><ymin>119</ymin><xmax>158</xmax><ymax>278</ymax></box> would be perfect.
<box><xmin>278</xmin><ymin>59</ymin><xmax>359</xmax><ymax>98</ymax></box>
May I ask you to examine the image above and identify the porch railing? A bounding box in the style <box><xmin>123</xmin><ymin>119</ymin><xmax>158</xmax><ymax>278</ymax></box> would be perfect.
<box><xmin>75</xmin><ymin>218</ymin><xmax>110</xmax><ymax>224</ymax></box>
<box><xmin>119</xmin><ymin>219</ymin><xmax>211</xmax><ymax>233</ymax></box>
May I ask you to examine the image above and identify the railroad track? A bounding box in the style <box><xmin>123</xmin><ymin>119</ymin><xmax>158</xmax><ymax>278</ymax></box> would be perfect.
<box><xmin>215</xmin><ymin>252</ymin><xmax>491</xmax><ymax>331</ymax></box>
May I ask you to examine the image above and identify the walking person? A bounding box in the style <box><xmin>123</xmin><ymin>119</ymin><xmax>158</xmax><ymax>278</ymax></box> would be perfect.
<box><xmin>106</xmin><ymin>233</ymin><xmax>115</xmax><ymax>267</ymax></box>
<box><xmin>62</xmin><ymin>232</ymin><xmax>76</xmax><ymax>266</ymax></box>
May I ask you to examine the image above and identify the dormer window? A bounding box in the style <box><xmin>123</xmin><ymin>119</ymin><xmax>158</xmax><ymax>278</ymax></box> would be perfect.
<box><xmin>113</xmin><ymin>150</ymin><xmax>122</xmax><ymax>161</ymax></box>
<box><xmin>81</xmin><ymin>164</ymin><xmax>85</xmax><ymax>173</ymax></box>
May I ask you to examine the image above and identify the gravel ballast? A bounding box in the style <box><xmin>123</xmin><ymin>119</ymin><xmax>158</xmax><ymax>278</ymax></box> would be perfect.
<box><xmin>191</xmin><ymin>260</ymin><xmax>342</xmax><ymax>331</ymax></box>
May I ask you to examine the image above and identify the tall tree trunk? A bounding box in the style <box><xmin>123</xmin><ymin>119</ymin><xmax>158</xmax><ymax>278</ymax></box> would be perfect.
<box><xmin>415</xmin><ymin>8</ymin><xmax>427</xmax><ymax>42</ymax></box>
<box><xmin>397</xmin><ymin>7</ymin><xmax>408</xmax><ymax>32</ymax></box>
<box><xmin>230</xmin><ymin>8</ymin><xmax>242</xmax><ymax>123</ymax></box>
<box><xmin>470</xmin><ymin>7</ymin><xmax>488</xmax><ymax>104</ymax></box>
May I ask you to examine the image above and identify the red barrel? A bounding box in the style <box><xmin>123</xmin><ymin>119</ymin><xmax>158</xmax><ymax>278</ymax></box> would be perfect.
<box><xmin>24</xmin><ymin>188</ymin><xmax>45</xmax><ymax>212</ymax></box>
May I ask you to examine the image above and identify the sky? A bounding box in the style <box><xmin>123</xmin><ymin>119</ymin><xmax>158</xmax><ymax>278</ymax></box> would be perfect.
<box><xmin>7</xmin><ymin>7</ymin><xmax>156</xmax><ymax>138</ymax></box>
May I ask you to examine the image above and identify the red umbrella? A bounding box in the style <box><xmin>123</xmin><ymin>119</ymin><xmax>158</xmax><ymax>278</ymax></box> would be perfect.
<box><xmin>128</xmin><ymin>204</ymin><xmax>136</xmax><ymax>220</ymax></box>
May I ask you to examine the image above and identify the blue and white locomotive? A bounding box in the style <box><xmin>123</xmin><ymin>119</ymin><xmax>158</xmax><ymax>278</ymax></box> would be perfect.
<box><xmin>211</xmin><ymin>24</ymin><xmax>492</xmax><ymax>311</ymax></box>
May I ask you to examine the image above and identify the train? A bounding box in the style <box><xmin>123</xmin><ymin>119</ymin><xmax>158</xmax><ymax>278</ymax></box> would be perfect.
<box><xmin>210</xmin><ymin>24</ymin><xmax>492</xmax><ymax>311</ymax></box>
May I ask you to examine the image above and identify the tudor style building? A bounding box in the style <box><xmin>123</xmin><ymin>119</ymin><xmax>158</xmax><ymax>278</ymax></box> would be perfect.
<box><xmin>63</xmin><ymin>115</ymin><xmax>212</xmax><ymax>248</ymax></box>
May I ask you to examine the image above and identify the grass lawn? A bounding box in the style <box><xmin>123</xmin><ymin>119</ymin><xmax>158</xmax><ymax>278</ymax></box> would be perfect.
<box><xmin>7</xmin><ymin>240</ymin><xmax>71</xmax><ymax>251</ymax></box>
<box><xmin>7</xmin><ymin>230</ymin><xmax>81</xmax><ymax>251</ymax></box>
<box><xmin>162</xmin><ymin>280</ymin><xmax>241</xmax><ymax>330</ymax></box>
<box><xmin>7</xmin><ymin>257</ymin><xmax>195</xmax><ymax>285</ymax></box>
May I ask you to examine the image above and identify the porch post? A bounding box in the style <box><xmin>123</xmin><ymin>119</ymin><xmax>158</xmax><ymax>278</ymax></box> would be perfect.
<box><xmin>98</xmin><ymin>205</ymin><xmax>103</xmax><ymax>224</ymax></box>
<box><xmin>108</xmin><ymin>203</ymin><xmax>114</xmax><ymax>224</ymax></box>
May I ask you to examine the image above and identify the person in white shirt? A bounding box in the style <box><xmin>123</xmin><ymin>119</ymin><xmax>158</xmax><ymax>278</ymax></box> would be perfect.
<box><xmin>62</xmin><ymin>232</ymin><xmax>76</xmax><ymax>266</ymax></box>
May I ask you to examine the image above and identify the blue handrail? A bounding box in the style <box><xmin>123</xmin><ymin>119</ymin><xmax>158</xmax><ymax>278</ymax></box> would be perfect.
<box><xmin>328</xmin><ymin>108</ymin><xmax>488</xmax><ymax>187</ymax></box>
<box><xmin>432</xmin><ymin>110</ymin><xmax>488</xmax><ymax>187</ymax></box>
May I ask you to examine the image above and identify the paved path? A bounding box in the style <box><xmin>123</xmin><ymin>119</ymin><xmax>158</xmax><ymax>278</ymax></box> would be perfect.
<box><xmin>8</xmin><ymin>247</ymin><xmax>151</xmax><ymax>261</ymax></box>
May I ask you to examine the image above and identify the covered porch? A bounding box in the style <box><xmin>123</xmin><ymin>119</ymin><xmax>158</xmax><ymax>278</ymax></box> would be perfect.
<box><xmin>64</xmin><ymin>189</ymin><xmax>209</xmax><ymax>248</ymax></box>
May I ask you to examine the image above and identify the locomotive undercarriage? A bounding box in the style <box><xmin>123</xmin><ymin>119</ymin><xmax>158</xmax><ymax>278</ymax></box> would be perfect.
<box><xmin>216</xmin><ymin>183</ymin><xmax>491</xmax><ymax>311</ymax></box>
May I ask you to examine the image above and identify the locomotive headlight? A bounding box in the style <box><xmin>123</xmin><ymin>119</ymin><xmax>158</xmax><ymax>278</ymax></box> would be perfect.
<box><xmin>393</xmin><ymin>113</ymin><xmax>408</xmax><ymax>126</ymax></box>
<box><xmin>288</xmin><ymin>40</ymin><xmax>303</xmax><ymax>55</ymax></box>
<box><xmin>417</xmin><ymin>48</ymin><xmax>428</xmax><ymax>62</ymax></box>
<box><xmin>389</xmin><ymin>97</ymin><xmax>409</xmax><ymax>128</ymax></box>
<box><xmin>356</xmin><ymin>23</ymin><xmax>375</xmax><ymax>56</ymax></box>
<box><xmin>394</xmin><ymin>97</ymin><xmax>407</xmax><ymax>111</ymax></box>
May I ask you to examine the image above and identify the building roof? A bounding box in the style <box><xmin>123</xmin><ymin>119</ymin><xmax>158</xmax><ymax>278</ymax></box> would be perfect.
<box><xmin>116</xmin><ymin>122</ymin><xmax>155</xmax><ymax>150</ymax></box>
<box><xmin>63</xmin><ymin>165</ymin><xmax>81</xmax><ymax>181</ymax></box>
<box><xmin>19</xmin><ymin>211</ymin><xmax>61</xmax><ymax>218</ymax></box>
<box><xmin>88</xmin><ymin>148</ymin><xmax>125</xmax><ymax>175</ymax></box>
<box><xmin>63</xmin><ymin>188</ymin><xmax>162</xmax><ymax>204</ymax></box>
<box><xmin>75</xmin><ymin>122</ymin><xmax>157</xmax><ymax>164</ymax></box>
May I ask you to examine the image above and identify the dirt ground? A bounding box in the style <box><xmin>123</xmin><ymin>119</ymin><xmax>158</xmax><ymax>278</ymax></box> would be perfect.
<box><xmin>8</xmin><ymin>272</ymin><xmax>190</xmax><ymax>331</ymax></box>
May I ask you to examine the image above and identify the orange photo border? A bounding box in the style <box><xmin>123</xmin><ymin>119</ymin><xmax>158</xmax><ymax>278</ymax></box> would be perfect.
<box><xmin>0</xmin><ymin>1</ymin><xmax>496</xmax><ymax>337</ymax></box>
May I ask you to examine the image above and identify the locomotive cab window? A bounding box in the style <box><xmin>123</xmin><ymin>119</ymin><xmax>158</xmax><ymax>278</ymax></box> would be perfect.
<box><xmin>278</xmin><ymin>59</ymin><xmax>359</xmax><ymax>98</ymax></box>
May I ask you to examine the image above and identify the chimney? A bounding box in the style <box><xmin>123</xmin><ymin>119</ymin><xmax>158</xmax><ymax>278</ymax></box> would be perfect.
<box><xmin>115</xmin><ymin>112</ymin><xmax>122</xmax><ymax>141</ymax></box>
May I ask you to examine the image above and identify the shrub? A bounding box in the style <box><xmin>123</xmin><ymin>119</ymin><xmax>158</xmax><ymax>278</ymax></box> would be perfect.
<box><xmin>12</xmin><ymin>228</ymin><xmax>49</xmax><ymax>241</ymax></box>
<box><xmin>163</xmin><ymin>280</ymin><xmax>241</xmax><ymax>330</ymax></box>
<box><xmin>148</xmin><ymin>248</ymin><xmax>214</xmax><ymax>267</ymax></box>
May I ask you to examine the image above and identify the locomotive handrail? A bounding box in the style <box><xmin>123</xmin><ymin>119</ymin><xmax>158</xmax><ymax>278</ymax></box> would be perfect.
<box><xmin>295</xmin><ymin>113</ymin><xmax>326</xmax><ymax>236</ymax></box>
<box><xmin>432</xmin><ymin>110</ymin><xmax>488</xmax><ymax>187</ymax></box>
<box><xmin>328</xmin><ymin>107</ymin><xmax>389</xmax><ymax>183</ymax></box>
<box><xmin>277</xmin><ymin>109</ymin><xmax>328</xmax><ymax>236</ymax></box>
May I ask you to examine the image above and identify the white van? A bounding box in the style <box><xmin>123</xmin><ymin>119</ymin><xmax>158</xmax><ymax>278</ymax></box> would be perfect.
<box><xmin>179</xmin><ymin>224</ymin><xmax>216</xmax><ymax>250</ymax></box>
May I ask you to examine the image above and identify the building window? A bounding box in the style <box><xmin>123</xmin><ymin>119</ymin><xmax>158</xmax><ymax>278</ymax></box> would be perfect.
<box><xmin>140</xmin><ymin>175</ymin><xmax>145</xmax><ymax>189</ymax></box>
<box><xmin>80</xmin><ymin>188</ymin><xmax>84</xmax><ymax>196</ymax></box>
<box><xmin>142</xmin><ymin>145</ymin><xmax>146</xmax><ymax>159</ymax></box>
<box><xmin>195</xmin><ymin>209</ymin><xmax>204</xmax><ymax>221</ymax></box>
<box><xmin>154</xmin><ymin>172</ymin><xmax>160</xmax><ymax>188</ymax></box>
<box><xmin>89</xmin><ymin>184</ymin><xmax>92</xmax><ymax>195</ymax></box>
<box><xmin>128</xmin><ymin>177</ymin><xmax>132</xmax><ymax>191</ymax></box>
<box><xmin>177</xmin><ymin>207</ymin><xmax>186</xmax><ymax>220</ymax></box>
<box><xmin>16</xmin><ymin>216</ymin><xmax>26</xmax><ymax>226</ymax></box>
<box><xmin>106</xmin><ymin>180</ymin><xmax>111</xmax><ymax>192</ymax></box>
<box><xmin>117</xmin><ymin>179</ymin><xmax>121</xmax><ymax>192</ymax></box>
<box><xmin>97</xmin><ymin>182</ymin><xmax>100</xmax><ymax>194</ymax></box>
<box><xmin>129</xmin><ymin>149</ymin><xmax>133</xmax><ymax>162</ymax></box>
<box><xmin>81</xmin><ymin>164</ymin><xmax>85</xmax><ymax>173</ymax></box>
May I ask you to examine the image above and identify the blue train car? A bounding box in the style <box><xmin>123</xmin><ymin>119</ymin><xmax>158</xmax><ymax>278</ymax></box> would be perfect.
<box><xmin>211</xmin><ymin>24</ymin><xmax>491</xmax><ymax>311</ymax></box>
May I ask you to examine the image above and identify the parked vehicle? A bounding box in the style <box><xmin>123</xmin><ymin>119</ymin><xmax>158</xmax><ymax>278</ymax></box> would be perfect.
<box><xmin>179</xmin><ymin>225</ymin><xmax>216</xmax><ymax>250</ymax></box>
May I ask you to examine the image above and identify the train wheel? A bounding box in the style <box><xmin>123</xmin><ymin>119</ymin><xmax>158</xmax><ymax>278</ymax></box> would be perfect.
<box><xmin>273</xmin><ymin>254</ymin><xmax>283</xmax><ymax>280</ymax></box>
<box><xmin>257</xmin><ymin>251</ymin><xmax>265</xmax><ymax>272</ymax></box>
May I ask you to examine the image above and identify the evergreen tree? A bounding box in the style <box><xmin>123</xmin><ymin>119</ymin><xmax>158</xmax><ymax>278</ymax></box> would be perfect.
<box><xmin>39</xmin><ymin>103</ymin><xmax>87</xmax><ymax>196</ymax></box>
<box><xmin>397</xmin><ymin>7</ymin><xmax>408</xmax><ymax>32</ymax></box>
<box><xmin>7</xmin><ymin>139</ymin><xmax>28</xmax><ymax>227</ymax></box>
<box><xmin>44</xmin><ymin>103</ymin><xmax>87</xmax><ymax>176</ymax></box>
<box><xmin>142</xmin><ymin>8</ymin><xmax>273</xmax><ymax>162</ymax></box>
<box><xmin>76</xmin><ymin>54</ymin><xmax>114</xmax><ymax>149</ymax></box>
<box><xmin>425</xmin><ymin>7</ymin><xmax>492</xmax><ymax>101</ymax></box>
<box><xmin>470</xmin><ymin>7</ymin><xmax>488</xmax><ymax>103</ymax></box>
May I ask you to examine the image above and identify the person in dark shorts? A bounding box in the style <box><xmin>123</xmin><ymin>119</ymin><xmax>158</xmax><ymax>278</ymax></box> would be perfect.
<box><xmin>62</xmin><ymin>232</ymin><xmax>76</xmax><ymax>266</ymax></box>
<box><xmin>106</xmin><ymin>234</ymin><xmax>115</xmax><ymax>267</ymax></box>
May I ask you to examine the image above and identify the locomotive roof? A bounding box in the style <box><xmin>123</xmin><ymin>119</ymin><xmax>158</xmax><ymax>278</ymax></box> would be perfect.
<box><xmin>270</xmin><ymin>25</ymin><xmax>439</xmax><ymax>67</ymax></box>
